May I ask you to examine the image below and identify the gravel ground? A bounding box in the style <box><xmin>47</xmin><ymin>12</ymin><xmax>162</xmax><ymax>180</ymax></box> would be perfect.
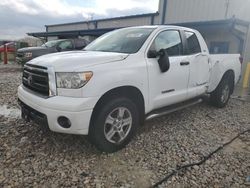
<box><xmin>0</xmin><ymin>64</ymin><xmax>249</xmax><ymax>187</ymax></box>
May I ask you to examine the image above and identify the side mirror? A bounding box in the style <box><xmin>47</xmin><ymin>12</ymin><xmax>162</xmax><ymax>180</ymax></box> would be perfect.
<box><xmin>148</xmin><ymin>49</ymin><xmax>170</xmax><ymax>72</ymax></box>
<box><xmin>56</xmin><ymin>46</ymin><xmax>62</xmax><ymax>52</ymax></box>
<box><xmin>158</xmin><ymin>49</ymin><xmax>170</xmax><ymax>73</ymax></box>
<box><xmin>158</xmin><ymin>49</ymin><xmax>170</xmax><ymax>72</ymax></box>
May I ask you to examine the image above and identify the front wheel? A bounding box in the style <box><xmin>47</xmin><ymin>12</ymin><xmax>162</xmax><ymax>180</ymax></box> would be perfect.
<box><xmin>88</xmin><ymin>97</ymin><xmax>139</xmax><ymax>153</ymax></box>
<box><xmin>210</xmin><ymin>77</ymin><xmax>232</xmax><ymax>108</ymax></box>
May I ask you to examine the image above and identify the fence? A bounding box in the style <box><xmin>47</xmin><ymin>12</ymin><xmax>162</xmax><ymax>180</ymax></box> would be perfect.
<box><xmin>0</xmin><ymin>43</ymin><xmax>16</xmax><ymax>64</ymax></box>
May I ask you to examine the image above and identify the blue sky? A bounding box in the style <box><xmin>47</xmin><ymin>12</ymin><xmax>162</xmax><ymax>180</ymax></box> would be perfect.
<box><xmin>0</xmin><ymin>0</ymin><xmax>159</xmax><ymax>40</ymax></box>
<box><xmin>67</xmin><ymin>0</ymin><xmax>95</xmax><ymax>8</ymax></box>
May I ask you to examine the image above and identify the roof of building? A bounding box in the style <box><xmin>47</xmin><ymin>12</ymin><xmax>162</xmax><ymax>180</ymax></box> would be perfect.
<box><xmin>27</xmin><ymin>27</ymin><xmax>119</xmax><ymax>38</ymax></box>
<box><xmin>45</xmin><ymin>12</ymin><xmax>159</xmax><ymax>28</ymax></box>
<box><xmin>28</xmin><ymin>18</ymin><xmax>249</xmax><ymax>38</ymax></box>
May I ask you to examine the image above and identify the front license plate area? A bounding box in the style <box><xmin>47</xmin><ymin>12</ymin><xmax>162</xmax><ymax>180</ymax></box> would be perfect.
<box><xmin>21</xmin><ymin>104</ymin><xmax>32</xmax><ymax>122</ymax></box>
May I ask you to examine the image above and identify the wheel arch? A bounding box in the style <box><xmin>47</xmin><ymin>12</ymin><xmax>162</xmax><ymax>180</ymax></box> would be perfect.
<box><xmin>209</xmin><ymin>69</ymin><xmax>235</xmax><ymax>94</ymax></box>
<box><xmin>90</xmin><ymin>86</ymin><xmax>146</xmax><ymax>127</ymax></box>
<box><xmin>220</xmin><ymin>70</ymin><xmax>235</xmax><ymax>94</ymax></box>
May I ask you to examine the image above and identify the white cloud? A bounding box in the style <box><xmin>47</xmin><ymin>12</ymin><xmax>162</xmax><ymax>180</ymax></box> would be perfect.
<box><xmin>0</xmin><ymin>0</ymin><xmax>94</xmax><ymax>18</ymax></box>
<box><xmin>0</xmin><ymin>0</ymin><xmax>159</xmax><ymax>18</ymax></box>
<box><xmin>34</xmin><ymin>0</ymin><xmax>94</xmax><ymax>18</ymax></box>
<box><xmin>94</xmin><ymin>0</ymin><xmax>158</xmax><ymax>15</ymax></box>
<box><xmin>0</xmin><ymin>0</ymin><xmax>39</xmax><ymax>15</ymax></box>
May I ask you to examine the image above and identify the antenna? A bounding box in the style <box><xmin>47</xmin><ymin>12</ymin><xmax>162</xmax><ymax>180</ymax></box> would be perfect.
<box><xmin>90</xmin><ymin>13</ymin><xmax>94</xmax><ymax>21</ymax></box>
<box><xmin>225</xmin><ymin>0</ymin><xmax>230</xmax><ymax>19</ymax></box>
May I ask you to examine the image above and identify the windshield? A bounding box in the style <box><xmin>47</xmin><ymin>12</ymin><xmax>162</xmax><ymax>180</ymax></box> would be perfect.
<box><xmin>42</xmin><ymin>40</ymin><xmax>60</xmax><ymax>48</ymax></box>
<box><xmin>85</xmin><ymin>28</ymin><xmax>155</xmax><ymax>54</ymax></box>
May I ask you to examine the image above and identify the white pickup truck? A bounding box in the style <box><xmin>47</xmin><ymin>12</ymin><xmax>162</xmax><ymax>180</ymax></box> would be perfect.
<box><xmin>18</xmin><ymin>26</ymin><xmax>241</xmax><ymax>152</ymax></box>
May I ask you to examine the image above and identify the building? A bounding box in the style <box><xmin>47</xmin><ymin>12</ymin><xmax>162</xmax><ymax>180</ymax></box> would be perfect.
<box><xmin>28</xmin><ymin>0</ymin><xmax>250</xmax><ymax>78</ymax></box>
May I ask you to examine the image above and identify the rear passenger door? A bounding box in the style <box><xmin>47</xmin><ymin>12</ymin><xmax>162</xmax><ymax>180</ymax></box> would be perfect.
<box><xmin>184</xmin><ymin>31</ymin><xmax>210</xmax><ymax>98</ymax></box>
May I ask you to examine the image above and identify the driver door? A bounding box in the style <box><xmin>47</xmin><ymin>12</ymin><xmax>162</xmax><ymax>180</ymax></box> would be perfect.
<box><xmin>146</xmin><ymin>30</ymin><xmax>190</xmax><ymax>110</ymax></box>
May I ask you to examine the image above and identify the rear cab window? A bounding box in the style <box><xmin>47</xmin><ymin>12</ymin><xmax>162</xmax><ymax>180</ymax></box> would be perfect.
<box><xmin>184</xmin><ymin>31</ymin><xmax>201</xmax><ymax>55</ymax></box>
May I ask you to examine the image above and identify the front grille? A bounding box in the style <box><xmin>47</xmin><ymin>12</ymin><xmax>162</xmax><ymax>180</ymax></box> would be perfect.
<box><xmin>22</xmin><ymin>64</ymin><xmax>49</xmax><ymax>96</ymax></box>
<box><xmin>17</xmin><ymin>52</ymin><xmax>24</xmax><ymax>58</ymax></box>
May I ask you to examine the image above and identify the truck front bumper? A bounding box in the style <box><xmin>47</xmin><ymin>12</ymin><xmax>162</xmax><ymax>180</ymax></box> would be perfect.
<box><xmin>18</xmin><ymin>85</ymin><xmax>99</xmax><ymax>135</ymax></box>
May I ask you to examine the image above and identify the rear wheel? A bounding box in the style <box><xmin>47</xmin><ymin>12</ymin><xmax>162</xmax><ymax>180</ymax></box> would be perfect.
<box><xmin>210</xmin><ymin>76</ymin><xmax>232</xmax><ymax>108</ymax></box>
<box><xmin>89</xmin><ymin>97</ymin><xmax>139</xmax><ymax>153</ymax></box>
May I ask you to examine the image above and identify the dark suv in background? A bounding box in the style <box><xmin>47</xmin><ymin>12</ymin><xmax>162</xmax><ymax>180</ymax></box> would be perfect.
<box><xmin>17</xmin><ymin>39</ymin><xmax>89</xmax><ymax>65</ymax></box>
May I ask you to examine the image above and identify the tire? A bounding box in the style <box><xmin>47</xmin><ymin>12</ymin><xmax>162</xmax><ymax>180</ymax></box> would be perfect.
<box><xmin>210</xmin><ymin>76</ymin><xmax>232</xmax><ymax>108</ymax></box>
<box><xmin>88</xmin><ymin>97</ymin><xmax>139</xmax><ymax>153</ymax></box>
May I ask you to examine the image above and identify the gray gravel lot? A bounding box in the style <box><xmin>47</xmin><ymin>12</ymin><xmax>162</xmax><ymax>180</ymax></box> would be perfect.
<box><xmin>0</xmin><ymin>64</ymin><xmax>249</xmax><ymax>187</ymax></box>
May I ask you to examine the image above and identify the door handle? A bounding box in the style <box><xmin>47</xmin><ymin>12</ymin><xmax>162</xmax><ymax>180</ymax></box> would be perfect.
<box><xmin>180</xmin><ymin>62</ymin><xmax>190</xmax><ymax>66</ymax></box>
<box><xmin>195</xmin><ymin>53</ymin><xmax>208</xmax><ymax>57</ymax></box>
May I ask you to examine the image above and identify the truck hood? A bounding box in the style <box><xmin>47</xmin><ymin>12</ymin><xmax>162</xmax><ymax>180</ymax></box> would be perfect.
<box><xmin>18</xmin><ymin>46</ymin><xmax>49</xmax><ymax>52</ymax></box>
<box><xmin>27</xmin><ymin>51</ymin><xmax>129</xmax><ymax>71</ymax></box>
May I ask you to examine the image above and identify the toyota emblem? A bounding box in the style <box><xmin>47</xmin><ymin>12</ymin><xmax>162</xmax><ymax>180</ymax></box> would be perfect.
<box><xmin>27</xmin><ymin>75</ymin><xmax>32</xmax><ymax>85</ymax></box>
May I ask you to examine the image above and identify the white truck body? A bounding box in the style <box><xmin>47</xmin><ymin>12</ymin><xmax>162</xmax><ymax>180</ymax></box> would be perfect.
<box><xmin>18</xmin><ymin>26</ymin><xmax>241</xmax><ymax>152</ymax></box>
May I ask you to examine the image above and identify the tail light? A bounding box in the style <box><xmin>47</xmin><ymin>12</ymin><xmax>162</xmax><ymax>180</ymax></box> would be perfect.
<box><xmin>239</xmin><ymin>56</ymin><xmax>243</xmax><ymax>65</ymax></box>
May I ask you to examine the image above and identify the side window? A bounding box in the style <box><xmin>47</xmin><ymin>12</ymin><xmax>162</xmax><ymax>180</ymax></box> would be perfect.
<box><xmin>184</xmin><ymin>31</ymin><xmax>201</xmax><ymax>54</ymax></box>
<box><xmin>151</xmin><ymin>30</ymin><xmax>183</xmax><ymax>56</ymax></box>
<box><xmin>58</xmin><ymin>40</ymin><xmax>73</xmax><ymax>50</ymax></box>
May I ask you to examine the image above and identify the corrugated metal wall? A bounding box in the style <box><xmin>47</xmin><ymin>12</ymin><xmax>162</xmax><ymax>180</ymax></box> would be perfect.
<box><xmin>227</xmin><ymin>0</ymin><xmax>250</xmax><ymax>20</ymax></box>
<box><xmin>47</xmin><ymin>16</ymin><xmax>153</xmax><ymax>32</ymax></box>
<box><xmin>97</xmin><ymin>17</ymin><xmax>152</xmax><ymax>28</ymax></box>
<box><xmin>164</xmin><ymin>0</ymin><xmax>226</xmax><ymax>23</ymax></box>
<box><xmin>47</xmin><ymin>23</ymin><xmax>94</xmax><ymax>32</ymax></box>
<box><xmin>163</xmin><ymin>0</ymin><xmax>250</xmax><ymax>24</ymax></box>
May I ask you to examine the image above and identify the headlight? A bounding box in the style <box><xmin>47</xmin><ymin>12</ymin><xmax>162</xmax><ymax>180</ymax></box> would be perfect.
<box><xmin>56</xmin><ymin>72</ymin><xmax>93</xmax><ymax>89</ymax></box>
<box><xmin>24</xmin><ymin>52</ymin><xmax>32</xmax><ymax>58</ymax></box>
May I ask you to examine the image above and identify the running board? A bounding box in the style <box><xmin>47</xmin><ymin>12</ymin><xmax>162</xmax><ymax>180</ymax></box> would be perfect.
<box><xmin>145</xmin><ymin>98</ymin><xmax>203</xmax><ymax>121</ymax></box>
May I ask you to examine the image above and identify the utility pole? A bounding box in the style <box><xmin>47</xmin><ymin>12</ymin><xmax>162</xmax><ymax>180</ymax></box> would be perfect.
<box><xmin>90</xmin><ymin>13</ymin><xmax>94</xmax><ymax>21</ymax></box>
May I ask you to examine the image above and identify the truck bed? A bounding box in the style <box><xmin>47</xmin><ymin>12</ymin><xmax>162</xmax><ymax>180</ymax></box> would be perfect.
<box><xmin>208</xmin><ymin>54</ymin><xmax>241</xmax><ymax>92</ymax></box>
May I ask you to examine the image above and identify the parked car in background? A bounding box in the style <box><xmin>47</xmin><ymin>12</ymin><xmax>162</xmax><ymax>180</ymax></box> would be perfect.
<box><xmin>16</xmin><ymin>39</ymin><xmax>89</xmax><ymax>65</ymax></box>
